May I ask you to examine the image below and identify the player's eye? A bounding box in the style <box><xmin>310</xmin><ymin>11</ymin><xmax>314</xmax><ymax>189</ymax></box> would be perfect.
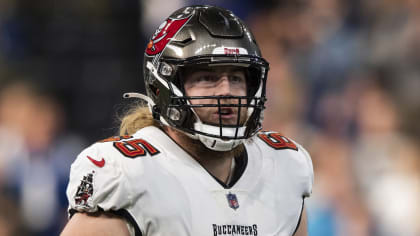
<box><xmin>196</xmin><ymin>75</ymin><xmax>217</xmax><ymax>82</ymax></box>
<box><xmin>229</xmin><ymin>75</ymin><xmax>245</xmax><ymax>84</ymax></box>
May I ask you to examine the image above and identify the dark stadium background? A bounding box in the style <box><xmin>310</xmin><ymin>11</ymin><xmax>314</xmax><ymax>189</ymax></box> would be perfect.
<box><xmin>0</xmin><ymin>0</ymin><xmax>419</xmax><ymax>235</ymax></box>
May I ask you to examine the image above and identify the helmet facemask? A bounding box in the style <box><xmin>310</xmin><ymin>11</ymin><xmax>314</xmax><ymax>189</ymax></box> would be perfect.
<box><xmin>144</xmin><ymin>54</ymin><xmax>268</xmax><ymax>151</ymax></box>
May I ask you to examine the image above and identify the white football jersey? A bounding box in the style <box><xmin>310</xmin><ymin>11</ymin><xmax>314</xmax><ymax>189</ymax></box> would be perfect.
<box><xmin>67</xmin><ymin>126</ymin><xmax>313</xmax><ymax>236</ymax></box>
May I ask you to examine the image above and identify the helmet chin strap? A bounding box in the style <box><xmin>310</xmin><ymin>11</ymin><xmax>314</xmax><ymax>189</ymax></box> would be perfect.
<box><xmin>193</xmin><ymin>122</ymin><xmax>245</xmax><ymax>151</ymax></box>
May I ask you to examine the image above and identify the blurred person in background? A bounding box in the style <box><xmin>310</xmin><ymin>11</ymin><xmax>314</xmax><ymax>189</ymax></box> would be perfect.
<box><xmin>0</xmin><ymin>80</ymin><xmax>86</xmax><ymax>236</ymax></box>
<box><xmin>0</xmin><ymin>82</ymin><xmax>28</xmax><ymax>236</ymax></box>
<box><xmin>360</xmin><ymin>0</ymin><xmax>420</xmax><ymax>147</ymax></box>
<box><xmin>0</xmin><ymin>196</ymin><xmax>22</xmax><ymax>236</ymax></box>
<box><xmin>350</xmin><ymin>75</ymin><xmax>420</xmax><ymax>236</ymax></box>
<box><xmin>0</xmin><ymin>81</ymin><xmax>31</xmax><ymax>185</ymax></box>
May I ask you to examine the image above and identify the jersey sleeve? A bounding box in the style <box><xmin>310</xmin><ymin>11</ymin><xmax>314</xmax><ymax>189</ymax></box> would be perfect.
<box><xmin>297</xmin><ymin>144</ymin><xmax>314</xmax><ymax>198</ymax></box>
<box><xmin>66</xmin><ymin>142</ymin><xmax>133</xmax><ymax>216</ymax></box>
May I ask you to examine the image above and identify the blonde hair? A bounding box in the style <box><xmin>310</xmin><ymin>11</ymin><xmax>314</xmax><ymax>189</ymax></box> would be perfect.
<box><xmin>119</xmin><ymin>103</ymin><xmax>159</xmax><ymax>136</ymax></box>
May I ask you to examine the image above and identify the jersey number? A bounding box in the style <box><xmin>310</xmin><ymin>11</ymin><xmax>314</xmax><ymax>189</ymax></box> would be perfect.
<box><xmin>258</xmin><ymin>133</ymin><xmax>298</xmax><ymax>151</ymax></box>
<box><xmin>100</xmin><ymin>135</ymin><xmax>159</xmax><ymax>158</ymax></box>
<box><xmin>113</xmin><ymin>139</ymin><xmax>160</xmax><ymax>158</ymax></box>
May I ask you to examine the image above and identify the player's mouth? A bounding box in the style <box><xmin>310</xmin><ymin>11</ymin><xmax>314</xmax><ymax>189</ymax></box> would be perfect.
<box><xmin>213</xmin><ymin>108</ymin><xmax>236</xmax><ymax>120</ymax></box>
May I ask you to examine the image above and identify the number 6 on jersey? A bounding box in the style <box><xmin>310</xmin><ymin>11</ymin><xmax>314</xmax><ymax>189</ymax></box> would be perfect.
<box><xmin>258</xmin><ymin>132</ymin><xmax>298</xmax><ymax>151</ymax></box>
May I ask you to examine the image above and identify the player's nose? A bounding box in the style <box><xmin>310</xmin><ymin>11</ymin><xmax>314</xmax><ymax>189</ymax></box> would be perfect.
<box><xmin>214</xmin><ymin>76</ymin><xmax>232</xmax><ymax>96</ymax></box>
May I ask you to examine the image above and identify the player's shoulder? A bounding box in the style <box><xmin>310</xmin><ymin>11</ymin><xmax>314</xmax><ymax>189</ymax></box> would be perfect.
<box><xmin>252</xmin><ymin>130</ymin><xmax>305</xmax><ymax>153</ymax></box>
<box><xmin>254</xmin><ymin>130</ymin><xmax>299</xmax><ymax>150</ymax></box>
<box><xmin>75</xmin><ymin>126</ymin><xmax>175</xmax><ymax>169</ymax></box>
<box><xmin>251</xmin><ymin>130</ymin><xmax>312</xmax><ymax>167</ymax></box>
<box><xmin>130</xmin><ymin>125</ymin><xmax>179</xmax><ymax>156</ymax></box>
<box><xmin>67</xmin><ymin>130</ymin><xmax>163</xmax><ymax>213</ymax></box>
<box><xmin>252</xmin><ymin>130</ymin><xmax>314</xmax><ymax>196</ymax></box>
<box><xmin>80</xmin><ymin>127</ymin><xmax>164</xmax><ymax>160</ymax></box>
<box><xmin>73</xmin><ymin>135</ymin><xmax>131</xmax><ymax>166</ymax></box>
<box><xmin>67</xmin><ymin>137</ymin><xmax>134</xmax><ymax>213</ymax></box>
<box><xmin>71</xmin><ymin>138</ymin><xmax>118</xmax><ymax>171</ymax></box>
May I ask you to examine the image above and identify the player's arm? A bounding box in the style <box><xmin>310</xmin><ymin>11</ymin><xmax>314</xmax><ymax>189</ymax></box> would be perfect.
<box><xmin>294</xmin><ymin>143</ymin><xmax>312</xmax><ymax>236</ymax></box>
<box><xmin>64</xmin><ymin>142</ymin><xmax>137</xmax><ymax>236</ymax></box>
<box><xmin>293</xmin><ymin>206</ymin><xmax>308</xmax><ymax>236</ymax></box>
<box><xmin>60</xmin><ymin>212</ymin><xmax>131</xmax><ymax>236</ymax></box>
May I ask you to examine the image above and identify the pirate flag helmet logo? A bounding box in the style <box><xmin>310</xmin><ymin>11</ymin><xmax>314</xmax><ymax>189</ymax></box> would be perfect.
<box><xmin>146</xmin><ymin>14</ymin><xmax>192</xmax><ymax>56</ymax></box>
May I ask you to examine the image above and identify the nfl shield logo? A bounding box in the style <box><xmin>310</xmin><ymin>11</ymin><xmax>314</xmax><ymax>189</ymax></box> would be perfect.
<box><xmin>226</xmin><ymin>192</ymin><xmax>239</xmax><ymax>210</ymax></box>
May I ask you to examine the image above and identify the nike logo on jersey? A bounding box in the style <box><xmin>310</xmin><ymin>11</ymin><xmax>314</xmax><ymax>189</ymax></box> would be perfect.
<box><xmin>87</xmin><ymin>155</ymin><xmax>105</xmax><ymax>168</ymax></box>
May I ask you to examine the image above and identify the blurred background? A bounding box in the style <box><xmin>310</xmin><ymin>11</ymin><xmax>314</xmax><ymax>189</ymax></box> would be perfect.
<box><xmin>0</xmin><ymin>0</ymin><xmax>419</xmax><ymax>235</ymax></box>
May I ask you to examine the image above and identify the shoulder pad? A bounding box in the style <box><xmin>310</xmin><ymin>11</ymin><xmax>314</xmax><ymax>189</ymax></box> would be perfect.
<box><xmin>66</xmin><ymin>142</ymin><xmax>132</xmax><ymax>214</ymax></box>
<box><xmin>254</xmin><ymin>131</ymin><xmax>314</xmax><ymax>197</ymax></box>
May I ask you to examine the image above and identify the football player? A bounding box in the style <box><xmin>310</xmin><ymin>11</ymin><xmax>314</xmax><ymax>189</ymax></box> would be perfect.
<box><xmin>61</xmin><ymin>5</ymin><xmax>313</xmax><ymax>236</ymax></box>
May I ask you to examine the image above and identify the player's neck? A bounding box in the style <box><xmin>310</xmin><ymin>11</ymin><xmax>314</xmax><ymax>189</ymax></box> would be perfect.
<box><xmin>164</xmin><ymin>127</ymin><xmax>241</xmax><ymax>184</ymax></box>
